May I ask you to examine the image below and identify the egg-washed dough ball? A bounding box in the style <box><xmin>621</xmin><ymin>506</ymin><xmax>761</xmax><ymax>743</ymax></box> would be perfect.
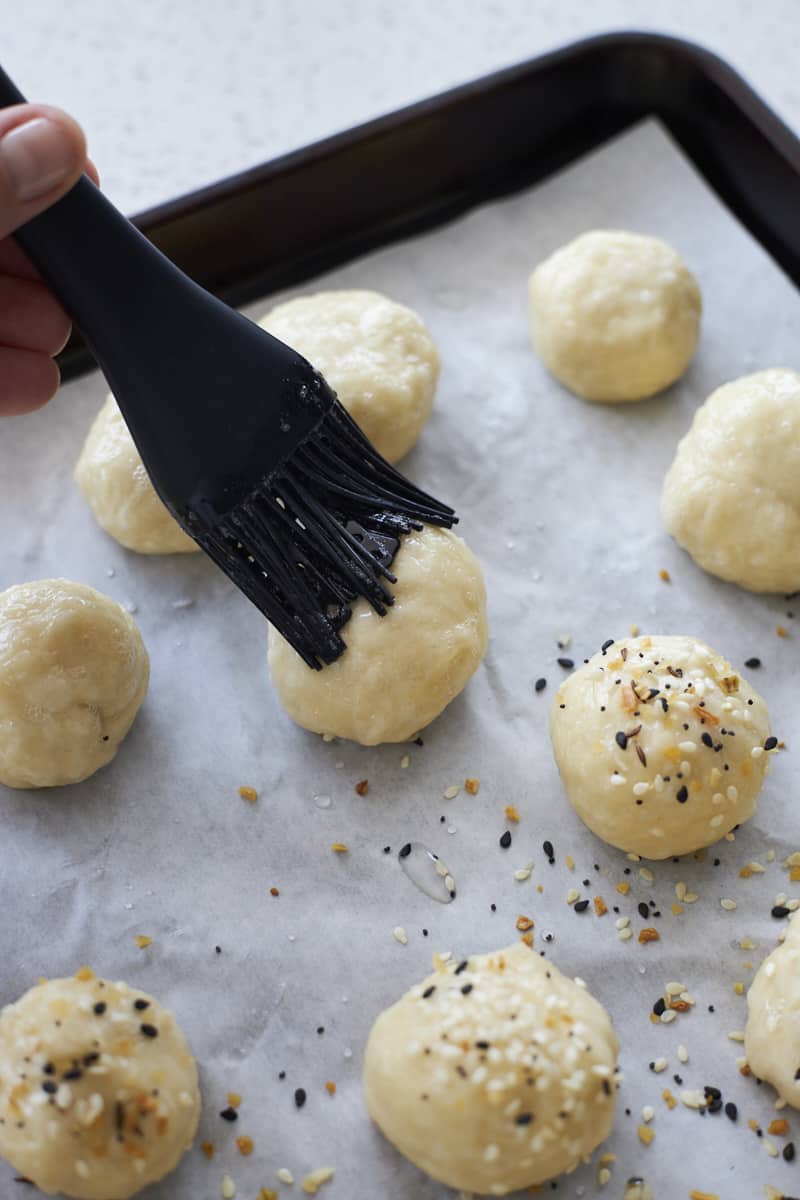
<box><xmin>550</xmin><ymin>635</ymin><xmax>773</xmax><ymax>860</ymax></box>
<box><xmin>661</xmin><ymin>369</ymin><xmax>800</xmax><ymax>592</ymax></box>
<box><xmin>269</xmin><ymin>526</ymin><xmax>487</xmax><ymax>744</ymax></box>
<box><xmin>528</xmin><ymin>230</ymin><xmax>701</xmax><ymax>402</ymax></box>
<box><xmin>363</xmin><ymin>943</ymin><xmax>618</xmax><ymax>1195</ymax></box>
<box><xmin>0</xmin><ymin>579</ymin><xmax>149</xmax><ymax>788</ymax></box>
<box><xmin>746</xmin><ymin>912</ymin><xmax>800</xmax><ymax>1107</ymax></box>
<box><xmin>259</xmin><ymin>289</ymin><xmax>439</xmax><ymax>462</ymax></box>
<box><xmin>0</xmin><ymin>968</ymin><xmax>200</xmax><ymax>1199</ymax></box>
<box><xmin>75</xmin><ymin>396</ymin><xmax>198</xmax><ymax>554</ymax></box>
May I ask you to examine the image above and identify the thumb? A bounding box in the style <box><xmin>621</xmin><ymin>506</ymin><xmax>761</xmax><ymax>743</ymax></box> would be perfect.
<box><xmin>0</xmin><ymin>104</ymin><xmax>88</xmax><ymax>240</ymax></box>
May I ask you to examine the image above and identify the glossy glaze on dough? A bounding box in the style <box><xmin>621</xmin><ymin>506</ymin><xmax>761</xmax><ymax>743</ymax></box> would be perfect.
<box><xmin>363</xmin><ymin>943</ymin><xmax>618</xmax><ymax>1194</ymax></box>
<box><xmin>661</xmin><ymin>369</ymin><xmax>800</xmax><ymax>592</ymax></box>
<box><xmin>745</xmin><ymin>912</ymin><xmax>800</xmax><ymax>1108</ymax></box>
<box><xmin>529</xmin><ymin>230</ymin><xmax>701</xmax><ymax>403</ymax></box>
<box><xmin>268</xmin><ymin>526</ymin><xmax>487</xmax><ymax>744</ymax></box>
<box><xmin>0</xmin><ymin>971</ymin><xmax>200</xmax><ymax>1198</ymax></box>
<box><xmin>260</xmin><ymin>289</ymin><xmax>439</xmax><ymax>462</ymax></box>
<box><xmin>550</xmin><ymin>635</ymin><xmax>771</xmax><ymax>859</ymax></box>
<box><xmin>0</xmin><ymin>579</ymin><xmax>149</xmax><ymax>788</ymax></box>
<box><xmin>75</xmin><ymin>396</ymin><xmax>198</xmax><ymax>554</ymax></box>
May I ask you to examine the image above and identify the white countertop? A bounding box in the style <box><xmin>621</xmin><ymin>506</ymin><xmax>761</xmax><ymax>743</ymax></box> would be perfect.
<box><xmin>5</xmin><ymin>0</ymin><xmax>800</xmax><ymax>215</ymax></box>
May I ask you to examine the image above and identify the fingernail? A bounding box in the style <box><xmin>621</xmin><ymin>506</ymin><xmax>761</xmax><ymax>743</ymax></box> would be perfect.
<box><xmin>0</xmin><ymin>117</ymin><xmax>77</xmax><ymax>202</ymax></box>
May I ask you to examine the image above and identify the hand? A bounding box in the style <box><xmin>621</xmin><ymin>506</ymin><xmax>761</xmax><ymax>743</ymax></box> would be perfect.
<box><xmin>0</xmin><ymin>104</ymin><xmax>98</xmax><ymax>415</ymax></box>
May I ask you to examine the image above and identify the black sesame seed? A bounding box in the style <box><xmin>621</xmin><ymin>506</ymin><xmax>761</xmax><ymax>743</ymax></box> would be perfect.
<box><xmin>461</xmin><ymin>983</ymin><xmax>473</xmax><ymax>995</ymax></box>
<box><xmin>278</xmin><ymin>1071</ymin><xmax>286</xmax><ymax>1080</ymax></box>
<box><xmin>93</xmin><ymin>1002</ymin><xmax>106</xmax><ymax>1015</ymax></box>
<box><xmin>638</xmin><ymin>902</ymin><xmax>650</xmax><ymax>920</ymax></box>
<box><xmin>725</xmin><ymin>1101</ymin><xmax>738</xmax><ymax>1121</ymax></box>
<box><xmin>765</xmin><ymin>736</ymin><xmax>778</xmax><ymax>751</ymax></box>
<box><xmin>215</xmin><ymin>945</ymin><xmax>221</xmax><ymax>954</ymax></box>
<box><xmin>41</xmin><ymin>1081</ymin><xmax>56</xmax><ymax>1095</ymax></box>
<box><xmin>773</xmin><ymin>905</ymin><xmax>791</xmax><ymax>919</ymax></box>
<box><xmin>140</xmin><ymin>1024</ymin><xmax>158</xmax><ymax>1038</ymax></box>
<box><xmin>82</xmin><ymin>1053</ymin><xmax>99</xmax><ymax>1067</ymax></box>
<box><xmin>383</xmin><ymin>846</ymin><xmax>391</xmax><ymax>854</ymax></box>
<box><xmin>653</xmin><ymin>998</ymin><xmax>666</xmax><ymax>1017</ymax></box>
<box><xmin>515</xmin><ymin>1112</ymin><xmax>533</xmax><ymax>1125</ymax></box>
<box><xmin>701</xmin><ymin>732</ymin><xmax>714</xmax><ymax>748</ymax></box>
<box><xmin>543</xmin><ymin>840</ymin><xmax>554</xmax><ymax>860</ymax></box>
<box><xmin>573</xmin><ymin>899</ymin><xmax>590</xmax><ymax>913</ymax></box>
<box><xmin>133</xmin><ymin>999</ymin><xmax>150</xmax><ymax>1011</ymax></box>
<box><xmin>316</xmin><ymin>1026</ymin><xmax>324</xmax><ymax>1035</ymax></box>
<box><xmin>220</xmin><ymin>1106</ymin><xmax>238</xmax><ymax>1122</ymax></box>
<box><xmin>62</xmin><ymin>1068</ymin><xmax>83</xmax><ymax>1081</ymax></box>
<box><xmin>499</xmin><ymin>831</ymin><xmax>512</xmax><ymax>849</ymax></box>
<box><xmin>615</xmin><ymin>731</ymin><xmax>628</xmax><ymax>750</ymax></box>
<box><xmin>421</xmin><ymin>986</ymin><xmax>437</xmax><ymax>1000</ymax></box>
<box><xmin>454</xmin><ymin>960</ymin><xmax>469</xmax><ymax>975</ymax></box>
<box><xmin>557</xmin><ymin>657</ymin><xmax>574</xmax><ymax>669</ymax></box>
<box><xmin>490</xmin><ymin>903</ymin><xmax>496</xmax><ymax>912</ymax></box>
<box><xmin>422</xmin><ymin>928</ymin><xmax>429</xmax><ymax>937</ymax></box>
<box><xmin>476</xmin><ymin>1041</ymin><xmax>490</xmax><ymax>1049</ymax></box>
<box><xmin>399</xmin><ymin>843</ymin><xmax>412</xmax><ymax>859</ymax></box>
<box><xmin>745</xmin><ymin>657</ymin><xmax>761</xmax><ymax>668</ymax></box>
<box><xmin>42</xmin><ymin>1063</ymin><xmax>54</xmax><ymax>1075</ymax></box>
<box><xmin>294</xmin><ymin>1088</ymin><xmax>306</xmax><ymax>1109</ymax></box>
<box><xmin>676</xmin><ymin>785</ymin><xmax>688</xmax><ymax>803</ymax></box>
<box><xmin>784</xmin><ymin>1142</ymin><xmax>796</xmax><ymax>1162</ymax></box>
<box><xmin>704</xmin><ymin>1086</ymin><xmax>721</xmax><ymax>1100</ymax></box>
<box><xmin>535</xmin><ymin>678</ymin><xmax>547</xmax><ymax>693</ymax></box>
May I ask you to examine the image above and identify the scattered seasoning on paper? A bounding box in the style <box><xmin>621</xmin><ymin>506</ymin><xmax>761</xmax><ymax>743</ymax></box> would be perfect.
<box><xmin>238</xmin><ymin>786</ymin><xmax>258</xmax><ymax>803</ymax></box>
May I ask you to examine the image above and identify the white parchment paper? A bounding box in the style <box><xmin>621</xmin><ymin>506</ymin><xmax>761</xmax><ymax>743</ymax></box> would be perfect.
<box><xmin>1</xmin><ymin>120</ymin><xmax>799</xmax><ymax>1199</ymax></box>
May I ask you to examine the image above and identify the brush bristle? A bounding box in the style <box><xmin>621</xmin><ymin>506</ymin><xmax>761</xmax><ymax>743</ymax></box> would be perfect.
<box><xmin>192</xmin><ymin>400</ymin><xmax>456</xmax><ymax>668</ymax></box>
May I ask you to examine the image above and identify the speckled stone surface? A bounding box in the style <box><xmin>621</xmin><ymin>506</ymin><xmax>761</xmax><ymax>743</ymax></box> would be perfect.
<box><xmin>4</xmin><ymin>0</ymin><xmax>799</xmax><ymax>215</ymax></box>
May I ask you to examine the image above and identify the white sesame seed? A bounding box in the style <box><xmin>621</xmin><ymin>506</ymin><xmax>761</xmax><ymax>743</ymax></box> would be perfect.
<box><xmin>678</xmin><ymin>1044</ymin><xmax>689</xmax><ymax>1063</ymax></box>
<box><xmin>639</xmin><ymin>867</ymin><xmax>655</xmax><ymax>884</ymax></box>
<box><xmin>766</xmin><ymin>849</ymin><xmax>777</xmax><ymax>862</ymax></box>
<box><xmin>574</xmin><ymin>977</ymin><xmax>587</xmax><ymax>990</ymax></box>
<box><xmin>514</xmin><ymin>862</ymin><xmax>533</xmax><ymax>881</ymax></box>
<box><xmin>660</xmin><ymin>1010</ymin><xmax>677</xmax><ymax>1024</ymax></box>
<box><xmin>618</xmin><ymin>928</ymin><xmax>633</xmax><ymax>941</ymax></box>
<box><xmin>751</xmin><ymin>746</ymin><xmax>765</xmax><ymax>759</ymax></box>
<box><xmin>627</xmin><ymin>852</ymin><xmax>642</xmax><ymax>862</ymax></box>
<box><xmin>222</xmin><ymin>1176</ymin><xmax>236</xmax><ymax>1200</ymax></box>
<box><xmin>789</xmin><ymin>899</ymin><xmax>800</xmax><ymax>912</ymax></box>
<box><xmin>709</xmin><ymin>815</ymin><xmax>725</xmax><ymax>828</ymax></box>
<box><xmin>683</xmin><ymin>892</ymin><xmax>699</xmax><ymax>904</ymax></box>
<box><xmin>598</xmin><ymin>1166</ymin><xmax>612</xmax><ymax>1186</ymax></box>
<box><xmin>765</xmin><ymin>1139</ymin><xmax>780</xmax><ymax>1158</ymax></box>
<box><xmin>775</xmin><ymin>893</ymin><xmax>788</xmax><ymax>906</ymax></box>
<box><xmin>680</xmin><ymin>1089</ymin><xmax>706</xmax><ymax>1109</ymax></box>
<box><xmin>679</xmin><ymin>741</ymin><xmax>697</xmax><ymax>753</ymax></box>
<box><xmin>610</xmin><ymin>773</ymin><xmax>626</xmax><ymax>787</ymax></box>
<box><xmin>483</xmin><ymin>1143</ymin><xmax>499</xmax><ymax>1163</ymax></box>
<box><xmin>746</xmin><ymin>862</ymin><xmax>765</xmax><ymax>874</ymax></box>
<box><xmin>615</xmin><ymin>917</ymin><xmax>631</xmax><ymax>930</ymax></box>
<box><xmin>675</xmin><ymin>881</ymin><xmax>687</xmax><ymax>900</ymax></box>
<box><xmin>393</xmin><ymin>926</ymin><xmax>408</xmax><ymax>945</ymax></box>
<box><xmin>302</xmin><ymin>1167</ymin><xmax>335</xmax><ymax>1192</ymax></box>
<box><xmin>653</xmin><ymin>774</ymin><xmax>665</xmax><ymax>793</ymax></box>
<box><xmin>665</xmin><ymin>981</ymin><xmax>686</xmax><ymax>995</ymax></box>
<box><xmin>720</xmin><ymin>898</ymin><xmax>737</xmax><ymax>910</ymax></box>
<box><xmin>75</xmin><ymin>1162</ymin><xmax>90</xmax><ymax>1180</ymax></box>
<box><xmin>651</xmin><ymin>1057</ymin><xmax>668</xmax><ymax>1073</ymax></box>
<box><xmin>566</xmin><ymin>888</ymin><xmax>580</xmax><ymax>904</ymax></box>
<box><xmin>277</xmin><ymin>1168</ymin><xmax>295</xmax><ymax>1184</ymax></box>
<box><xmin>642</xmin><ymin>1105</ymin><xmax>655</xmax><ymax>1122</ymax></box>
<box><xmin>443</xmin><ymin>785</ymin><xmax>460</xmax><ymax>800</ymax></box>
<box><xmin>727</xmin><ymin>786</ymin><xmax>739</xmax><ymax>802</ymax></box>
<box><xmin>633</xmin><ymin>782</ymin><xmax>649</xmax><ymax>797</ymax></box>
<box><xmin>727</xmin><ymin>1031</ymin><xmax>746</xmax><ymax>1042</ymax></box>
<box><xmin>400</xmin><ymin>754</ymin><xmax>410</xmax><ymax>768</ymax></box>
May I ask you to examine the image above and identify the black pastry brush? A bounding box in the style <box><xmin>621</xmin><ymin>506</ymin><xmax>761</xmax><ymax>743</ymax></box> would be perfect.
<box><xmin>0</xmin><ymin>66</ymin><xmax>455</xmax><ymax>668</ymax></box>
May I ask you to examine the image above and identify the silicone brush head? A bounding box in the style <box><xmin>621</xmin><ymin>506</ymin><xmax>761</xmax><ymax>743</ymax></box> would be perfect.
<box><xmin>182</xmin><ymin>369</ymin><xmax>456</xmax><ymax>668</ymax></box>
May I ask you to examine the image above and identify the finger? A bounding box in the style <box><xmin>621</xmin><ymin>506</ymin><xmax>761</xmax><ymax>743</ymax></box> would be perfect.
<box><xmin>0</xmin><ymin>346</ymin><xmax>59</xmax><ymax>416</ymax></box>
<box><xmin>0</xmin><ymin>105</ymin><xmax>88</xmax><ymax>241</ymax></box>
<box><xmin>0</xmin><ymin>274</ymin><xmax>70</xmax><ymax>353</ymax></box>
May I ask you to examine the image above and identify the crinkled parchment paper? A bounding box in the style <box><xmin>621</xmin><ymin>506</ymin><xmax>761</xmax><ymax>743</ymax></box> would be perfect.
<box><xmin>1</xmin><ymin>119</ymin><xmax>799</xmax><ymax>1198</ymax></box>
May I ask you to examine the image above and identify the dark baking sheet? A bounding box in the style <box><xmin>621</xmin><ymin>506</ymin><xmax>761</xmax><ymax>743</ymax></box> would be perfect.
<box><xmin>59</xmin><ymin>31</ymin><xmax>800</xmax><ymax>380</ymax></box>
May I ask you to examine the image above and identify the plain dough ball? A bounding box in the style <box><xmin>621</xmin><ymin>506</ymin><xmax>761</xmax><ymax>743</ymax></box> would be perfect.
<box><xmin>268</xmin><ymin>525</ymin><xmax>487</xmax><ymax>744</ymax></box>
<box><xmin>0</xmin><ymin>580</ymin><xmax>149</xmax><ymax>788</ymax></box>
<box><xmin>75</xmin><ymin>396</ymin><xmax>198</xmax><ymax>554</ymax></box>
<box><xmin>528</xmin><ymin>230</ymin><xmax>701</xmax><ymax>402</ymax></box>
<box><xmin>0</xmin><ymin>969</ymin><xmax>200</xmax><ymax>1198</ymax></box>
<box><xmin>746</xmin><ymin>912</ymin><xmax>800</xmax><ymax>1107</ymax></box>
<box><xmin>260</xmin><ymin>289</ymin><xmax>439</xmax><ymax>462</ymax></box>
<box><xmin>661</xmin><ymin>369</ymin><xmax>800</xmax><ymax>592</ymax></box>
<box><xmin>363</xmin><ymin>943</ymin><xmax>618</xmax><ymax>1194</ymax></box>
<box><xmin>550</xmin><ymin>635</ymin><xmax>772</xmax><ymax>859</ymax></box>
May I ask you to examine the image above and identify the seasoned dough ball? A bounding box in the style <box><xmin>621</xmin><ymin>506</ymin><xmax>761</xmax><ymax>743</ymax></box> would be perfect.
<box><xmin>260</xmin><ymin>289</ymin><xmax>439</xmax><ymax>462</ymax></box>
<box><xmin>0</xmin><ymin>580</ymin><xmax>149</xmax><ymax>788</ymax></box>
<box><xmin>0</xmin><ymin>969</ymin><xmax>200</xmax><ymax>1199</ymax></box>
<box><xmin>75</xmin><ymin>396</ymin><xmax>198</xmax><ymax>554</ymax></box>
<box><xmin>661</xmin><ymin>369</ymin><xmax>800</xmax><ymax>592</ymax></box>
<box><xmin>528</xmin><ymin>230</ymin><xmax>701</xmax><ymax>402</ymax></box>
<box><xmin>550</xmin><ymin>635</ymin><xmax>772</xmax><ymax>859</ymax></box>
<box><xmin>268</xmin><ymin>526</ymin><xmax>487</xmax><ymax>744</ymax></box>
<box><xmin>363</xmin><ymin>943</ymin><xmax>618</xmax><ymax>1194</ymax></box>
<box><xmin>746</xmin><ymin>912</ymin><xmax>800</xmax><ymax>1107</ymax></box>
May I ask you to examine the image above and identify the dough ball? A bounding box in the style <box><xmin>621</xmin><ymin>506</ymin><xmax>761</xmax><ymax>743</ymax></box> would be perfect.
<box><xmin>661</xmin><ymin>369</ymin><xmax>800</xmax><ymax>592</ymax></box>
<box><xmin>550</xmin><ymin>635</ymin><xmax>772</xmax><ymax>859</ymax></box>
<box><xmin>0</xmin><ymin>969</ymin><xmax>200</xmax><ymax>1199</ymax></box>
<box><xmin>260</xmin><ymin>289</ymin><xmax>439</xmax><ymax>462</ymax></box>
<box><xmin>528</xmin><ymin>230</ymin><xmax>701</xmax><ymax>402</ymax></box>
<box><xmin>268</xmin><ymin>526</ymin><xmax>487</xmax><ymax>744</ymax></box>
<box><xmin>75</xmin><ymin>396</ymin><xmax>198</xmax><ymax>554</ymax></box>
<box><xmin>0</xmin><ymin>579</ymin><xmax>149</xmax><ymax>788</ymax></box>
<box><xmin>746</xmin><ymin>912</ymin><xmax>800</xmax><ymax>1107</ymax></box>
<box><xmin>363</xmin><ymin>943</ymin><xmax>618</xmax><ymax>1194</ymax></box>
